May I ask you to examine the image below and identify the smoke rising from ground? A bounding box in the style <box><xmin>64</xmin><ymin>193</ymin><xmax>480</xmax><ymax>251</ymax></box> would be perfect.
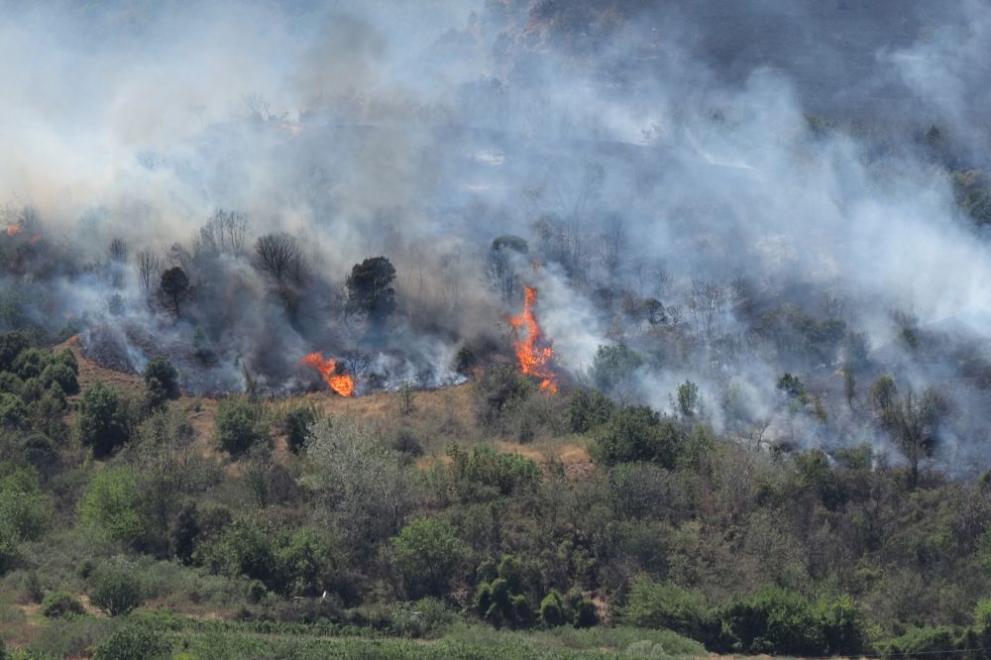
<box><xmin>2</xmin><ymin>1</ymin><xmax>991</xmax><ymax>471</ymax></box>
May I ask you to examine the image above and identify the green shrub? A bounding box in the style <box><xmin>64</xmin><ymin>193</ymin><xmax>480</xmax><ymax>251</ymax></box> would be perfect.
<box><xmin>89</xmin><ymin>564</ymin><xmax>144</xmax><ymax>616</ymax></box>
<box><xmin>79</xmin><ymin>467</ymin><xmax>151</xmax><ymax>548</ymax></box>
<box><xmin>591</xmin><ymin>343</ymin><xmax>643</xmax><ymax>394</ymax></box>
<box><xmin>540</xmin><ymin>590</ymin><xmax>566</xmax><ymax>627</ymax></box>
<box><xmin>283</xmin><ymin>404</ymin><xmax>317</xmax><ymax>453</ymax></box>
<box><xmin>568</xmin><ymin>387</ymin><xmax>615</xmax><ymax>433</ymax></box>
<box><xmin>591</xmin><ymin>406</ymin><xmax>683</xmax><ymax>467</ymax></box>
<box><xmin>214</xmin><ymin>396</ymin><xmax>269</xmax><ymax>457</ymax></box>
<box><xmin>78</xmin><ymin>383</ymin><xmax>132</xmax><ymax>458</ymax></box>
<box><xmin>41</xmin><ymin>591</ymin><xmax>85</xmax><ymax>618</ymax></box>
<box><xmin>572</xmin><ymin>598</ymin><xmax>598</xmax><ymax>628</ymax></box>
<box><xmin>878</xmin><ymin>625</ymin><xmax>964</xmax><ymax>658</ymax></box>
<box><xmin>448</xmin><ymin>445</ymin><xmax>540</xmax><ymax>501</ymax></box>
<box><xmin>0</xmin><ymin>331</ymin><xmax>30</xmax><ymax>372</ymax></box>
<box><xmin>0</xmin><ymin>392</ymin><xmax>26</xmax><ymax>428</ymax></box>
<box><xmin>716</xmin><ymin>587</ymin><xmax>868</xmax><ymax>656</ymax></box>
<box><xmin>93</xmin><ymin>625</ymin><xmax>171</xmax><ymax>660</ymax></box>
<box><xmin>41</xmin><ymin>361</ymin><xmax>79</xmax><ymax>395</ymax></box>
<box><xmin>623</xmin><ymin>576</ymin><xmax>713</xmax><ymax>641</ymax></box>
<box><xmin>392</xmin><ymin>518</ymin><xmax>467</xmax><ymax>599</ymax></box>
<box><xmin>13</xmin><ymin>348</ymin><xmax>48</xmax><ymax>380</ymax></box>
<box><xmin>143</xmin><ymin>356</ymin><xmax>180</xmax><ymax>409</ymax></box>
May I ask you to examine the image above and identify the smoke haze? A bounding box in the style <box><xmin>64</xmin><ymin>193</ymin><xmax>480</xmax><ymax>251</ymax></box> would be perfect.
<box><xmin>3</xmin><ymin>0</ymin><xmax>991</xmax><ymax>471</ymax></box>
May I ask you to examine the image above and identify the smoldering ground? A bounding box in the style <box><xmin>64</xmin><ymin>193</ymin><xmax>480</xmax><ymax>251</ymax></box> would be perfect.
<box><xmin>2</xmin><ymin>0</ymin><xmax>991</xmax><ymax>471</ymax></box>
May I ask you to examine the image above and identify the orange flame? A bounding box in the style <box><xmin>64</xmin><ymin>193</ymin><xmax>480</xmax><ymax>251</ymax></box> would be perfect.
<box><xmin>6</xmin><ymin>223</ymin><xmax>22</xmax><ymax>237</ymax></box>
<box><xmin>509</xmin><ymin>285</ymin><xmax>558</xmax><ymax>394</ymax></box>
<box><xmin>301</xmin><ymin>352</ymin><xmax>355</xmax><ymax>397</ymax></box>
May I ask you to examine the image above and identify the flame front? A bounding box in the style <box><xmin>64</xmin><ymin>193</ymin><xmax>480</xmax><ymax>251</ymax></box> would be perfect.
<box><xmin>6</xmin><ymin>224</ymin><xmax>22</xmax><ymax>237</ymax></box>
<box><xmin>509</xmin><ymin>285</ymin><xmax>558</xmax><ymax>394</ymax></box>
<box><xmin>301</xmin><ymin>352</ymin><xmax>355</xmax><ymax>397</ymax></box>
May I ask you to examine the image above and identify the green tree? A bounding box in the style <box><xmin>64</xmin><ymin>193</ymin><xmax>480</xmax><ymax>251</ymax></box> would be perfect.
<box><xmin>80</xmin><ymin>467</ymin><xmax>151</xmax><ymax>548</ymax></box>
<box><xmin>94</xmin><ymin>626</ymin><xmax>170</xmax><ymax>660</ymax></box>
<box><xmin>591</xmin><ymin>343</ymin><xmax>643</xmax><ymax>394</ymax></box>
<box><xmin>89</xmin><ymin>565</ymin><xmax>144</xmax><ymax>616</ymax></box>
<box><xmin>869</xmin><ymin>376</ymin><xmax>950</xmax><ymax>488</ymax></box>
<box><xmin>143</xmin><ymin>356</ymin><xmax>180</xmax><ymax>409</ymax></box>
<box><xmin>160</xmin><ymin>266</ymin><xmax>190</xmax><ymax>316</ymax></box>
<box><xmin>591</xmin><ymin>406</ymin><xmax>682</xmax><ymax>467</ymax></box>
<box><xmin>392</xmin><ymin>518</ymin><xmax>467</xmax><ymax>599</ymax></box>
<box><xmin>346</xmin><ymin>256</ymin><xmax>397</xmax><ymax>325</ymax></box>
<box><xmin>78</xmin><ymin>383</ymin><xmax>131</xmax><ymax>458</ymax></box>
<box><xmin>677</xmin><ymin>380</ymin><xmax>700</xmax><ymax>418</ymax></box>
<box><xmin>214</xmin><ymin>396</ymin><xmax>269</xmax><ymax>457</ymax></box>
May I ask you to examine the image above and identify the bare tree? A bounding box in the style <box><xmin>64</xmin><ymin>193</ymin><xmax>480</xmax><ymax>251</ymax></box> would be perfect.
<box><xmin>136</xmin><ymin>249</ymin><xmax>161</xmax><ymax>292</ymax></box>
<box><xmin>108</xmin><ymin>238</ymin><xmax>128</xmax><ymax>263</ymax></box>
<box><xmin>199</xmin><ymin>209</ymin><xmax>247</xmax><ymax>255</ymax></box>
<box><xmin>255</xmin><ymin>233</ymin><xmax>304</xmax><ymax>284</ymax></box>
<box><xmin>108</xmin><ymin>238</ymin><xmax>128</xmax><ymax>289</ymax></box>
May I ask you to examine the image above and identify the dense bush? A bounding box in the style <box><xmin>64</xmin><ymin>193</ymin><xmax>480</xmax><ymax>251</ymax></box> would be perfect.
<box><xmin>623</xmin><ymin>577</ymin><xmax>714</xmax><ymax>641</ymax></box>
<box><xmin>214</xmin><ymin>396</ymin><xmax>269</xmax><ymax>456</ymax></box>
<box><xmin>41</xmin><ymin>591</ymin><xmax>86</xmax><ymax>618</ymax></box>
<box><xmin>282</xmin><ymin>404</ymin><xmax>318</xmax><ymax>453</ymax></box>
<box><xmin>93</xmin><ymin>625</ymin><xmax>171</xmax><ymax>660</ymax></box>
<box><xmin>79</xmin><ymin>467</ymin><xmax>152</xmax><ymax>548</ymax></box>
<box><xmin>448</xmin><ymin>445</ymin><xmax>540</xmax><ymax>502</ymax></box>
<box><xmin>89</xmin><ymin>564</ymin><xmax>145</xmax><ymax>616</ymax></box>
<box><xmin>78</xmin><ymin>383</ymin><xmax>132</xmax><ymax>458</ymax></box>
<box><xmin>392</xmin><ymin>518</ymin><xmax>467</xmax><ymax>599</ymax></box>
<box><xmin>143</xmin><ymin>356</ymin><xmax>180</xmax><ymax>408</ymax></box>
<box><xmin>591</xmin><ymin>406</ymin><xmax>683</xmax><ymax>467</ymax></box>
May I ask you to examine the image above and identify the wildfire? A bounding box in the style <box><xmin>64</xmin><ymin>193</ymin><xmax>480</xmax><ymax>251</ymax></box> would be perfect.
<box><xmin>6</xmin><ymin>223</ymin><xmax>21</xmax><ymax>237</ymax></box>
<box><xmin>509</xmin><ymin>285</ymin><xmax>558</xmax><ymax>394</ymax></box>
<box><xmin>301</xmin><ymin>352</ymin><xmax>355</xmax><ymax>397</ymax></box>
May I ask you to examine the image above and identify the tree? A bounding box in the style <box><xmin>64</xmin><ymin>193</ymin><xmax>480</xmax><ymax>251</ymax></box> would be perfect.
<box><xmin>255</xmin><ymin>233</ymin><xmax>305</xmax><ymax>284</ymax></box>
<box><xmin>487</xmin><ymin>235</ymin><xmax>529</xmax><ymax>302</ymax></box>
<box><xmin>89</xmin><ymin>565</ymin><xmax>144</xmax><ymax>616</ymax></box>
<box><xmin>199</xmin><ymin>209</ymin><xmax>247</xmax><ymax>255</ymax></box>
<box><xmin>591</xmin><ymin>406</ymin><xmax>683</xmax><ymax>467</ymax></box>
<box><xmin>214</xmin><ymin>396</ymin><xmax>269</xmax><ymax>457</ymax></box>
<box><xmin>391</xmin><ymin>518</ymin><xmax>467</xmax><ymax>599</ymax></box>
<box><xmin>143</xmin><ymin>357</ymin><xmax>180</xmax><ymax>409</ymax></box>
<box><xmin>136</xmin><ymin>249</ymin><xmax>160</xmax><ymax>292</ymax></box>
<box><xmin>159</xmin><ymin>266</ymin><xmax>190</xmax><ymax>316</ymax></box>
<box><xmin>869</xmin><ymin>376</ymin><xmax>950</xmax><ymax>488</ymax></box>
<box><xmin>677</xmin><ymin>381</ymin><xmax>700</xmax><ymax>418</ymax></box>
<box><xmin>80</xmin><ymin>467</ymin><xmax>151</xmax><ymax>547</ymax></box>
<box><xmin>346</xmin><ymin>256</ymin><xmax>397</xmax><ymax>325</ymax></box>
<box><xmin>78</xmin><ymin>383</ymin><xmax>131</xmax><ymax>458</ymax></box>
<box><xmin>591</xmin><ymin>343</ymin><xmax>643</xmax><ymax>395</ymax></box>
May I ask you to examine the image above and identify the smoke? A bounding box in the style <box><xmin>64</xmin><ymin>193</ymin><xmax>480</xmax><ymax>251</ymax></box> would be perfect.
<box><xmin>2</xmin><ymin>0</ymin><xmax>991</xmax><ymax>471</ymax></box>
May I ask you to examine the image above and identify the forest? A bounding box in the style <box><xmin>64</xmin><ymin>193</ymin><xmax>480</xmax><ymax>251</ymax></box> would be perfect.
<box><xmin>3</xmin><ymin>0</ymin><xmax>991</xmax><ymax>658</ymax></box>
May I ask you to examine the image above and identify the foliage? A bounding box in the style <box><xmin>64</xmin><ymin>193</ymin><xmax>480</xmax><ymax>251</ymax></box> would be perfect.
<box><xmin>392</xmin><ymin>518</ymin><xmax>468</xmax><ymax>599</ymax></box>
<box><xmin>591</xmin><ymin>406</ymin><xmax>682</xmax><ymax>467</ymax></box>
<box><xmin>591</xmin><ymin>343</ymin><xmax>642</xmax><ymax>394</ymax></box>
<box><xmin>346</xmin><ymin>256</ymin><xmax>397</xmax><ymax>325</ymax></box>
<box><xmin>623</xmin><ymin>577</ymin><xmax>713</xmax><ymax>641</ymax></box>
<box><xmin>89</xmin><ymin>564</ymin><xmax>145</xmax><ymax>616</ymax></box>
<box><xmin>41</xmin><ymin>591</ymin><xmax>86</xmax><ymax>618</ymax></box>
<box><xmin>214</xmin><ymin>396</ymin><xmax>269</xmax><ymax>456</ymax></box>
<box><xmin>447</xmin><ymin>445</ymin><xmax>540</xmax><ymax>501</ymax></box>
<box><xmin>283</xmin><ymin>404</ymin><xmax>318</xmax><ymax>453</ymax></box>
<box><xmin>143</xmin><ymin>356</ymin><xmax>180</xmax><ymax>409</ymax></box>
<box><xmin>568</xmin><ymin>388</ymin><xmax>614</xmax><ymax>433</ymax></box>
<box><xmin>78</xmin><ymin>383</ymin><xmax>132</xmax><ymax>458</ymax></box>
<box><xmin>80</xmin><ymin>467</ymin><xmax>152</xmax><ymax>548</ymax></box>
<box><xmin>93</xmin><ymin>625</ymin><xmax>171</xmax><ymax>660</ymax></box>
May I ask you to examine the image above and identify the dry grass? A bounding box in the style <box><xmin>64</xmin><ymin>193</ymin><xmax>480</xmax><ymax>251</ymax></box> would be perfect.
<box><xmin>56</xmin><ymin>337</ymin><xmax>593</xmax><ymax>476</ymax></box>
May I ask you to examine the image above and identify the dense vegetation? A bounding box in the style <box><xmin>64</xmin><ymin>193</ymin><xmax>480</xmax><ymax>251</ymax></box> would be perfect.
<box><xmin>1</xmin><ymin>333</ymin><xmax>991</xmax><ymax>658</ymax></box>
